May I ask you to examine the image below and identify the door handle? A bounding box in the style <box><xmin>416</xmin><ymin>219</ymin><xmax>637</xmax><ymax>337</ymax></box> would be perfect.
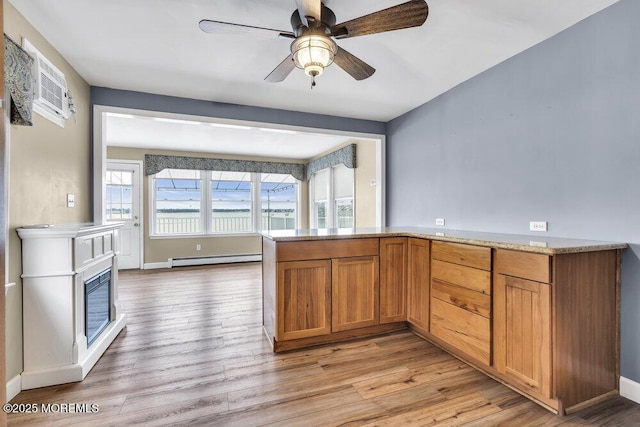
<box><xmin>134</xmin><ymin>223</ymin><xmax>139</xmax><ymax>227</ymax></box>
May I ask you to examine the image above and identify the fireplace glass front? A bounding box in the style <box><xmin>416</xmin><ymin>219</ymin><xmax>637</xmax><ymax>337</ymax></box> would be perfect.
<box><xmin>85</xmin><ymin>269</ymin><xmax>111</xmax><ymax>346</ymax></box>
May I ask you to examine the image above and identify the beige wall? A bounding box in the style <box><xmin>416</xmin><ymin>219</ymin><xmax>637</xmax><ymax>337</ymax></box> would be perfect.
<box><xmin>4</xmin><ymin>1</ymin><xmax>91</xmax><ymax>382</ymax></box>
<box><xmin>353</xmin><ymin>139</ymin><xmax>378</xmax><ymax>228</ymax></box>
<box><xmin>107</xmin><ymin>146</ymin><xmax>309</xmax><ymax>264</ymax></box>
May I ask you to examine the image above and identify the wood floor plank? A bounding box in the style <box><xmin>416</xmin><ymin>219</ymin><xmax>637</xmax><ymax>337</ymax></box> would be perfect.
<box><xmin>168</xmin><ymin>387</ymin><xmax>368</xmax><ymax>427</ymax></box>
<box><xmin>360</xmin><ymin>393</ymin><xmax>500</xmax><ymax>426</ymax></box>
<box><xmin>352</xmin><ymin>359</ymin><xmax>470</xmax><ymax>400</ymax></box>
<box><xmin>7</xmin><ymin>263</ymin><xmax>640</xmax><ymax>426</ymax></box>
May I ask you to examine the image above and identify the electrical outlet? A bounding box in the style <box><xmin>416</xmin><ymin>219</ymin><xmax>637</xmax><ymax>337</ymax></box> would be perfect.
<box><xmin>67</xmin><ymin>194</ymin><xmax>75</xmax><ymax>208</ymax></box>
<box><xmin>529</xmin><ymin>221</ymin><xmax>548</xmax><ymax>232</ymax></box>
<box><xmin>435</xmin><ymin>218</ymin><xmax>445</xmax><ymax>226</ymax></box>
<box><xmin>196</xmin><ymin>244</ymin><xmax>201</xmax><ymax>251</ymax></box>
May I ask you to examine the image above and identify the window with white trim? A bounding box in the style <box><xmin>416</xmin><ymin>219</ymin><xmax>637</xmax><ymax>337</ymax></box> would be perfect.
<box><xmin>261</xmin><ymin>173</ymin><xmax>298</xmax><ymax>232</ymax></box>
<box><xmin>210</xmin><ymin>171</ymin><xmax>253</xmax><ymax>233</ymax></box>
<box><xmin>333</xmin><ymin>163</ymin><xmax>354</xmax><ymax>228</ymax></box>
<box><xmin>312</xmin><ymin>168</ymin><xmax>329</xmax><ymax>229</ymax></box>
<box><xmin>153</xmin><ymin>169</ymin><xmax>203</xmax><ymax>235</ymax></box>
<box><xmin>105</xmin><ymin>169</ymin><xmax>134</xmax><ymax>220</ymax></box>
<box><xmin>151</xmin><ymin>169</ymin><xmax>298</xmax><ymax>236</ymax></box>
<box><xmin>310</xmin><ymin>163</ymin><xmax>354</xmax><ymax>229</ymax></box>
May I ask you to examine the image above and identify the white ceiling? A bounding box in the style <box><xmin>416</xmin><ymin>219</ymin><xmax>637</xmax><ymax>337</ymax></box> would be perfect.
<box><xmin>104</xmin><ymin>111</ymin><xmax>364</xmax><ymax>160</ymax></box>
<box><xmin>9</xmin><ymin>0</ymin><xmax>618</xmax><ymax>158</ymax></box>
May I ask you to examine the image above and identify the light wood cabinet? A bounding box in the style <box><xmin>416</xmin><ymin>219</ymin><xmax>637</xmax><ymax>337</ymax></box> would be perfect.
<box><xmin>493</xmin><ymin>248</ymin><xmax>619</xmax><ymax>414</ymax></box>
<box><xmin>263</xmin><ymin>234</ymin><xmax>622</xmax><ymax>414</ymax></box>
<box><xmin>493</xmin><ymin>273</ymin><xmax>552</xmax><ymax>398</ymax></box>
<box><xmin>263</xmin><ymin>237</ymin><xmax>398</xmax><ymax>351</ymax></box>
<box><xmin>407</xmin><ymin>238</ymin><xmax>430</xmax><ymax>332</ymax></box>
<box><xmin>493</xmin><ymin>250</ymin><xmax>552</xmax><ymax>400</ymax></box>
<box><xmin>332</xmin><ymin>256</ymin><xmax>380</xmax><ymax>332</ymax></box>
<box><xmin>430</xmin><ymin>242</ymin><xmax>492</xmax><ymax>365</ymax></box>
<box><xmin>276</xmin><ymin>260</ymin><xmax>332</xmax><ymax>341</ymax></box>
<box><xmin>379</xmin><ymin>238</ymin><xmax>408</xmax><ymax>324</ymax></box>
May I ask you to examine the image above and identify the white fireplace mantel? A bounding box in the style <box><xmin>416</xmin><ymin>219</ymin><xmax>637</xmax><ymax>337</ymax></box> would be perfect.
<box><xmin>17</xmin><ymin>222</ymin><xmax>127</xmax><ymax>390</ymax></box>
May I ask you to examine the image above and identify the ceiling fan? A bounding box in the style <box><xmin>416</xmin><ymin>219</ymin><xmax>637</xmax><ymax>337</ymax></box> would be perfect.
<box><xmin>199</xmin><ymin>0</ymin><xmax>429</xmax><ymax>88</ymax></box>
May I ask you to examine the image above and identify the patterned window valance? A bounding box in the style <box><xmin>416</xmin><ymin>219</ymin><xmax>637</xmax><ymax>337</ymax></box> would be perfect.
<box><xmin>144</xmin><ymin>154</ymin><xmax>307</xmax><ymax>181</ymax></box>
<box><xmin>306</xmin><ymin>144</ymin><xmax>356</xmax><ymax>181</ymax></box>
<box><xmin>144</xmin><ymin>144</ymin><xmax>357</xmax><ymax>182</ymax></box>
<box><xmin>4</xmin><ymin>34</ymin><xmax>34</xmax><ymax>126</ymax></box>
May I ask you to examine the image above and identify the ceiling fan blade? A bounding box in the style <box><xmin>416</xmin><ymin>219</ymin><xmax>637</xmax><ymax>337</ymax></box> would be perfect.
<box><xmin>265</xmin><ymin>54</ymin><xmax>296</xmax><ymax>82</ymax></box>
<box><xmin>295</xmin><ymin>0</ymin><xmax>321</xmax><ymax>27</ymax></box>
<box><xmin>331</xmin><ymin>0</ymin><xmax>428</xmax><ymax>39</ymax></box>
<box><xmin>333</xmin><ymin>47</ymin><xmax>375</xmax><ymax>81</ymax></box>
<box><xmin>199</xmin><ymin>20</ymin><xmax>294</xmax><ymax>39</ymax></box>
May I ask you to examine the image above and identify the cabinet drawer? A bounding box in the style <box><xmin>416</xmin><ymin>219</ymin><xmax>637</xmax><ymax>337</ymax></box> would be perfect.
<box><xmin>431</xmin><ymin>298</ymin><xmax>490</xmax><ymax>365</ymax></box>
<box><xmin>494</xmin><ymin>249</ymin><xmax>551</xmax><ymax>283</ymax></box>
<box><xmin>277</xmin><ymin>238</ymin><xmax>379</xmax><ymax>262</ymax></box>
<box><xmin>432</xmin><ymin>280</ymin><xmax>490</xmax><ymax>318</ymax></box>
<box><xmin>432</xmin><ymin>241</ymin><xmax>491</xmax><ymax>270</ymax></box>
<box><xmin>431</xmin><ymin>259</ymin><xmax>491</xmax><ymax>294</ymax></box>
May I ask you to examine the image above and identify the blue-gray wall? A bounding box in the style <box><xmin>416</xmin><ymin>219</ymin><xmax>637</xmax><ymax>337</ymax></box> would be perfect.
<box><xmin>90</xmin><ymin>87</ymin><xmax>386</xmax><ymax>135</ymax></box>
<box><xmin>387</xmin><ymin>0</ymin><xmax>640</xmax><ymax>382</ymax></box>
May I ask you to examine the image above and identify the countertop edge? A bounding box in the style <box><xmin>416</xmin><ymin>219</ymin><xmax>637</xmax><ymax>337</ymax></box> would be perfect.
<box><xmin>260</xmin><ymin>229</ymin><xmax>628</xmax><ymax>255</ymax></box>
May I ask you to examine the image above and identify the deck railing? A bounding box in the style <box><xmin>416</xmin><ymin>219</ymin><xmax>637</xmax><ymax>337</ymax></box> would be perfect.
<box><xmin>155</xmin><ymin>214</ymin><xmax>353</xmax><ymax>234</ymax></box>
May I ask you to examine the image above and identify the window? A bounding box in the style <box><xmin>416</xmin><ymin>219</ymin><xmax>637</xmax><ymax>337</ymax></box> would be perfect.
<box><xmin>151</xmin><ymin>169</ymin><xmax>298</xmax><ymax>236</ymax></box>
<box><xmin>211</xmin><ymin>172</ymin><xmax>252</xmax><ymax>233</ymax></box>
<box><xmin>310</xmin><ymin>164</ymin><xmax>354</xmax><ymax>229</ymax></box>
<box><xmin>312</xmin><ymin>169</ymin><xmax>329</xmax><ymax>229</ymax></box>
<box><xmin>333</xmin><ymin>164</ymin><xmax>354</xmax><ymax>228</ymax></box>
<box><xmin>261</xmin><ymin>173</ymin><xmax>298</xmax><ymax>231</ymax></box>
<box><xmin>105</xmin><ymin>170</ymin><xmax>133</xmax><ymax>220</ymax></box>
<box><xmin>153</xmin><ymin>169</ymin><xmax>202</xmax><ymax>235</ymax></box>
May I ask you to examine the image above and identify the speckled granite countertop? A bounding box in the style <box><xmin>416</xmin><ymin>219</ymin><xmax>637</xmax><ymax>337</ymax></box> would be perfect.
<box><xmin>261</xmin><ymin>226</ymin><xmax>627</xmax><ymax>255</ymax></box>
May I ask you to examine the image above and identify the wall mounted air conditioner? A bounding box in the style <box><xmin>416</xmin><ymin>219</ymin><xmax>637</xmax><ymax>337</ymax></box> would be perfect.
<box><xmin>22</xmin><ymin>38</ymin><xmax>74</xmax><ymax>125</ymax></box>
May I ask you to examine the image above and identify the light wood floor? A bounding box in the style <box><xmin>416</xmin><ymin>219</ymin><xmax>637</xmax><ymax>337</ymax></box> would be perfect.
<box><xmin>8</xmin><ymin>263</ymin><xmax>640</xmax><ymax>426</ymax></box>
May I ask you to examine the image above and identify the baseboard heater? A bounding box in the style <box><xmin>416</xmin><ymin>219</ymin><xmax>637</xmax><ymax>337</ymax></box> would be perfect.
<box><xmin>169</xmin><ymin>253</ymin><xmax>262</xmax><ymax>268</ymax></box>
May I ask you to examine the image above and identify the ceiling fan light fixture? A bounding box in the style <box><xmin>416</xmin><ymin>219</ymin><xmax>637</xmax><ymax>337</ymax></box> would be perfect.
<box><xmin>291</xmin><ymin>35</ymin><xmax>337</xmax><ymax>78</ymax></box>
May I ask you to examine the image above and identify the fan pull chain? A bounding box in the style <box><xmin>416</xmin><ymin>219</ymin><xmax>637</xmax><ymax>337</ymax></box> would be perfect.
<box><xmin>311</xmin><ymin>75</ymin><xmax>316</xmax><ymax>89</ymax></box>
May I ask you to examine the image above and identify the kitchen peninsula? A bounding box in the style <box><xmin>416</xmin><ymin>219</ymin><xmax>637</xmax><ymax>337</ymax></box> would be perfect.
<box><xmin>261</xmin><ymin>227</ymin><xmax>626</xmax><ymax>415</ymax></box>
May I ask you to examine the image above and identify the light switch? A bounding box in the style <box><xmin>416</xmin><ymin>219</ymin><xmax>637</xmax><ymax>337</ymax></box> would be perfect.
<box><xmin>67</xmin><ymin>193</ymin><xmax>75</xmax><ymax>208</ymax></box>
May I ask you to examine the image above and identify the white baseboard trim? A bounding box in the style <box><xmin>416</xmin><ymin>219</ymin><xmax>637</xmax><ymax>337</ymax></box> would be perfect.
<box><xmin>620</xmin><ymin>376</ymin><xmax>640</xmax><ymax>404</ymax></box>
<box><xmin>169</xmin><ymin>254</ymin><xmax>262</xmax><ymax>268</ymax></box>
<box><xmin>6</xmin><ymin>374</ymin><xmax>21</xmax><ymax>402</ymax></box>
<box><xmin>143</xmin><ymin>261</ymin><xmax>171</xmax><ymax>270</ymax></box>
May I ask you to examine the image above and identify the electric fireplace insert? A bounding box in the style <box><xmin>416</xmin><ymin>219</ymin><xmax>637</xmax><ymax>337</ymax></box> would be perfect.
<box><xmin>85</xmin><ymin>269</ymin><xmax>111</xmax><ymax>346</ymax></box>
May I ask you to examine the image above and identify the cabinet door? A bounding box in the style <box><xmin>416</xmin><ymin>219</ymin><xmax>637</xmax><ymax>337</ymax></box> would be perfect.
<box><xmin>407</xmin><ymin>238</ymin><xmax>430</xmax><ymax>331</ymax></box>
<box><xmin>380</xmin><ymin>238</ymin><xmax>408</xmax><ymax>324</ymax></box>
<box><xmin>277</xmin><ymin>260</ymin><xmax>331</xmax><ymax>341</ymax></box>
<box><xmin>332</xmin><ymin>256</ymin><xmax>379</xmax><ymax>332</ymax></box>
<box><xmin>493</xmin><ymin>273</ymin><xmax>552</xmax><ymax>398</ymax></box>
